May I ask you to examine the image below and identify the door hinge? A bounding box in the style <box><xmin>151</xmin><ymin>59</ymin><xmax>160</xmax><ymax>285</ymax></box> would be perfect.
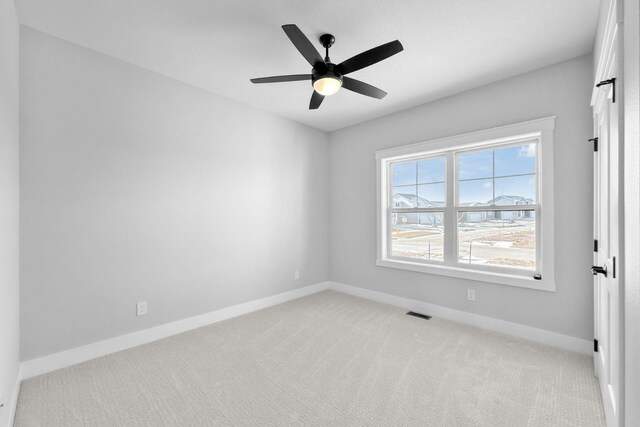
<box><xmin>594</xmin><ymin>239</ymin><xmax>598</xmax><ymax>252</ymax></box>
<box><xmin>596</xmin><ymin>77</ymin><xmax>616</xmax><ymax>103</ymax></box>
<box><xmin>589</xmin><ymin>137</ymin><xmax>598</xmax><ymax>152</ymax></box>
<box><xmin>594</xmin><ymin>339</ymin><xmax>599</xmax><ymax>352</ymax></box>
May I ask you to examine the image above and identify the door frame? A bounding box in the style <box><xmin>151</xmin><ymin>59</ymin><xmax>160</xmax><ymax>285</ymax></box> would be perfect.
<box><xmin>620</xmin><ymin>0</ymin><xmax>640</xmax><ymax>425</ymax></box>
<box><xmin>591</xmin><ymin>0</ymin><xmax>625</xmax><ymax>426</ymax></box>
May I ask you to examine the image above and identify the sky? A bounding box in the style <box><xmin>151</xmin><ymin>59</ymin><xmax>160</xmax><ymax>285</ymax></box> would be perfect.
<box><xmin>392</xmin><ymin>143</ymin><xmax>537</xmax><ymax>205</ymax></box>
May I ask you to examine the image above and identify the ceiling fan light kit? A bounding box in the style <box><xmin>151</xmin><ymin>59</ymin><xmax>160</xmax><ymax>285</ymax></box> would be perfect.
<box><xmin>313</xmin><ymin>75</ymin><xmax>342</xmax><ymax>96</ymax></box>
<box><xmin>250</xmin><ymin>24</ymin><xmax>403</xmax><ymax>110</ymax></box>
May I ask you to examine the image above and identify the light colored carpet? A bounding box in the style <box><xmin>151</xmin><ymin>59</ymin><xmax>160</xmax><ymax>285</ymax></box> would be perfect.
<box><xmin>15</xmin><ymin>290</ymin><xmax>605</xmax><ymax>426</ymax></box>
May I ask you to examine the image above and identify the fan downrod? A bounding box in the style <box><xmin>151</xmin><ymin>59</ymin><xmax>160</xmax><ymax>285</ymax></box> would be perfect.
<box><xmin>319</xmin><ymin>34</ymin><xmax>335</xmax><ymax>62</ymax></box>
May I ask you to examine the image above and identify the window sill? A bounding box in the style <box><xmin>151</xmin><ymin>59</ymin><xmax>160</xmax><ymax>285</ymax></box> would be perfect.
<box><xmin>376</xmin><ymin>258</ymin><xmax>555</xmax><ymax>292</ymax></box>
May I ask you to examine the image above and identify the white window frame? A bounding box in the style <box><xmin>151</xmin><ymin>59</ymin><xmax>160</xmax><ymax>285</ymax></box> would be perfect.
<box><xmin>376</xmin><ymin>117</ymin><xmax>556</xmax><ymax>291</ymax></box>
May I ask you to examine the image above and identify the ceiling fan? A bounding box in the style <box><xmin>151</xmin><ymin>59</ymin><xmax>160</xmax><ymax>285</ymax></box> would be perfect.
<box><xmin>250</xmin><ymin>24</ymin><xmax>404</xmax><ymax>110</ymax></box>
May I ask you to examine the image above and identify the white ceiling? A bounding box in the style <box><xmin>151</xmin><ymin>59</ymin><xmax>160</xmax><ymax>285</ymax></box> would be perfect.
<box><xmin>17</xmin><ymin>0</ymin><xmax>600</xmax><ymax>132</ymax></box>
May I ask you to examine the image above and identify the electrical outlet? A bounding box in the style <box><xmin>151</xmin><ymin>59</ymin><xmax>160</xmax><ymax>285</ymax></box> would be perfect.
<box><xmin>294</xmin><ymin>270</ymin><xmax>300</xmax><ymax>280</ymax></box>
<box><xmin>136</xmin><ymin>301</ymin><xmax>148</xmax><ymax>316</ymax></box>
<box><xmin>467</xmin><ymin>289</ymin><xmax>476</xmax><ymax>302</ymax></box>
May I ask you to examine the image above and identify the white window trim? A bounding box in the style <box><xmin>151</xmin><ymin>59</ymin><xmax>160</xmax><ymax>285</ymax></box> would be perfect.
<box><xmin>376</xmin><ymin>117</ymin><xmax>556</xmax><ymax>291</ymax></box>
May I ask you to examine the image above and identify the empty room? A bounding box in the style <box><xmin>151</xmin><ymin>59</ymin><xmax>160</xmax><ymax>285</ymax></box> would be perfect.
<box><xmin>1</xmin><ymin>0</ymin><xmax>639</xmax><ymax>426</ymax></box>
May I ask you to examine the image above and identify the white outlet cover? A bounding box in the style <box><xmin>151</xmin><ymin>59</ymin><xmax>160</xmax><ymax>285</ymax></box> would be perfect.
<box><xmin>467</xmin><ymin>289</ymin><xmax>476</xmax><ymax>302</ymax></box>
<box><xmin>294</xmin><ymin>271</ymin><xmax>300</xmax><ymax>280</ymax></box>
<box><xmin>136</xmin><ymin>301</ymin><xmax>148</xmax><ymax>316</ymax></box>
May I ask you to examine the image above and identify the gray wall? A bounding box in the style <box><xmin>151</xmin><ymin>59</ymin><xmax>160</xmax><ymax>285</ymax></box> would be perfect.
<box><xmin>18</xmin><ymin>25</ymin><xmax>597</xmax><ymax>362</ymax></box>
<box><xmin>20</xmin><ymin>28</ymin><xmax>330</xmax><ymax>360</ymax></box>
<box><xmin>0</xmin><ymin>0</ymin><xmax>20</xmax><ymax>424</ymax></box>
<box><xmin>329</xmin><ymin>55</ymin><xmax>594</xmax><ymax>340</ymax></box>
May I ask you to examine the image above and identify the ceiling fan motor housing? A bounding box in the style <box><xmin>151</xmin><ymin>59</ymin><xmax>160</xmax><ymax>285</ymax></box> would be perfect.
<box><xmin>312</xmin><ymin>63</ymin><xmax>343</xmax><ymax>86</ymax></box>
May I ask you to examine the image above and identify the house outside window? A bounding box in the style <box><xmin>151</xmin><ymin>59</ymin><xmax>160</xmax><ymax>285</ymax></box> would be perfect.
<box><xmin>376</xmin><ymin>117</ymin><xmax>556</xmax><ymax>291</ymax></box>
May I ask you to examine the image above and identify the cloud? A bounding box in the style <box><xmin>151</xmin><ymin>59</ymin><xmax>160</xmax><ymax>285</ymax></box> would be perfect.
<box><xmin>483</xmin><ymin>182</ymin><xmax>493</xmax><ymax>188</ymax></box>
<box><xmin>519</xmin><ymin>143</ymin><xmax>536</xmax><ymax>158</ymax></box>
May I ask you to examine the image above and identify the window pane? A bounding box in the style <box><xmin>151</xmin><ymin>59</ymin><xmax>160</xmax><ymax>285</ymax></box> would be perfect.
<box><xmin>494</xmin><ymin>143</ymin><xmax>536</xmax><ymax>177</ymax></box>
<box><xmin>458</xmin><ymin>179</ymin><xmax>492</xmax><ymax>205</ymax></box>
<box><xmin>392</xmin><ymin>161</ymin><xmax>416</xmax><ymax>186</ymax></box>
<box><xmin>418</xmin><ymin>157</ymin><xmax>445</xmax><ymax>184</ymax></box>
<box><xmin>493</xmin><ymin>175</ymin><xmax>536</xmax><ymax>203</ymax></box>
<box><xmin>417</xmin><ymin>183</ymin><xmax>445</xmax><ymax>207</ymax></box>
<box><xmin>391</xmin><ymin>212</ymin><xmax>444</xmax><ymax>261</ymax></box>
<box><xmin>393</xmin><ymin>185</ymin><xmax>417</xmax><ymax>208</ymax></box>
<box><xmin>457</xmin><ymin>211</ymin><xmax>536</xmax><ymax>269</ymax></box>
<box><xmin>458</xmin><ymin>150</ymin><xmax>492</xmax><ymax>180</ymax></box>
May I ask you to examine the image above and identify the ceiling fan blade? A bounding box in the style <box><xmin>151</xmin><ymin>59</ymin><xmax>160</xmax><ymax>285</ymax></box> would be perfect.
<box><xmin>309</xmin><ymin>91</ymin><xmax>324</xmax><ymax>110</ymax></box>
<box><xmin>282</xmin><ymin>24</ymin><xmax>326</xmax><ymax>70</ymax></box>
<box><xmin>250</xmin><ymin>74</ymin><xmax>311</xmax><ymax>84</ymax></box>
<box><xmin>342</xmin><ymin>77</ymin><xmax>387</xmax><ymax>99</ymax></box>
<box><xmin>336</xmin><ymin>40</ymin><xmax>403</xmax><ymax>75</ymax></box>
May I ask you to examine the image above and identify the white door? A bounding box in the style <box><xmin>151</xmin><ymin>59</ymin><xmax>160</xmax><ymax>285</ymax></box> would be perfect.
<box><xmin>593</xmin><ymin>60</ymin><xmax>621</xmax><ymax>426</ymax></box>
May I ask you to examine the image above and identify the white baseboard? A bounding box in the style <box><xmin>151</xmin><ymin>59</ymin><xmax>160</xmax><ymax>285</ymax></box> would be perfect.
<box><xmin>20</xmin><ymin>279</ymin><xmax>591</xmax><ymax>382</ymax></box>
<box><xmin>6</xmin><ymin>365</ymin><xmax>21</xmax><ymax>427</ymax></box>
<box><xmin>328</xmin><ymin>281</ymin><xmax>592</xmax><ymax>355</ymax></box>
<box><xmin>20</xmin><ymin>282</ymin><xmax>330</xmax><ymax>379</ymax></box>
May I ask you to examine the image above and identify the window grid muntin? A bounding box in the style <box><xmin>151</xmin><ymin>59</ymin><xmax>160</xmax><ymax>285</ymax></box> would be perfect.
<box><xmin>456</xmin><ymin>140</ymin><xmax>538</xmax><ymax>206</ymax></box>
<box><xmin>388</xmin><ymin>154</ymin><xmax>447</xmax><ymax>264</ymax></box>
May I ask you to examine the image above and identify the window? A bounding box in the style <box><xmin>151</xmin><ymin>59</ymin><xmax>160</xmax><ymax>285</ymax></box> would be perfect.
<box><xmin>376</xmin><ymin>117</ymin><xmax>555</xmax><ymax>291</ymax></box>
